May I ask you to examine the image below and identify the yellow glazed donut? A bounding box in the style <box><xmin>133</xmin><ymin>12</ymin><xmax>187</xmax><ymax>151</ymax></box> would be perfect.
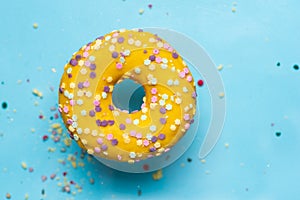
<box><xmin>58</xmin><ymin>29</ymin><xmax>197</xmax><ymax>163</ymax></box>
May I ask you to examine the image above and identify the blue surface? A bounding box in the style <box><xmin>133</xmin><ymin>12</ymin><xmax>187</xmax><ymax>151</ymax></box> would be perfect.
<box><xmin>1</xmin><ymin>0</ymin><xmax>300</xmax><ymax>199</ymax></box>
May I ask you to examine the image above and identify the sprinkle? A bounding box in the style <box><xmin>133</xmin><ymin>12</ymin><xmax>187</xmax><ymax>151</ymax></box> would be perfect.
<box><xmin>160</xmin><ymin>107</ymin><xmax>166</xmax><ymax>114</ymax></box>
<box><xmin>134</xmin><ymin>67</ymin><xmax>141</xmax><ymax>74</ymax></box>
<box><xmin>149</xmin><ymin>125</ymin><xmax>157</xmax><ymax>132</ymax></box>
<box><xmin>175</xmin><ymin>98</ymin><xmax>182</xmax><ymax>104</ymax></box>
<box><xmin>167</xmin><ymin>79</ymin><xmax>173</xmax><ymax>86</ymax></box>
<box><xmin>154</xmin><ymin>142</ymin><xmax>161</xmax><ymax>148</ymax></box>
<box><xmin>174</xmin><ymin>119</ymin><xmax>181</xmax><ymax>125</ymax></box>
<box><xmin>152</xmin><ymin>169</ymin><xmax>163</xmax><ymax>180</ymax></box>
<box><xmin>111</xmin><ymin>139</ymin><xmax>118</xmax><ymax>146</ymax></box>
<box><xmin>116</xmin><ymin>63</ymin><xmax>123</xmax><ymax>69</ymax></box>
<box><xmin>173</xmin><ymin>79</ymin><xmax>179</xmax><ymax>85</ymax></box>
<box><xmin>33</xmin><ymin>22</ymin><xmax>38</xmax><ymax>29</ymax></box>
<box><xmin>293</xmin><ymin>64</ymin><xmax>299</xmax><ymax>70</ymax></box>
<box><xmin>106</xmin><ymin>76</ymin><xmax>113</xmax><ymax>83</ymax></box>
<box><xmin>133</xmin><ymin>119</ymin><xmax>140</xmax><ymax>125</ymax></box>
<box><xmin>172</xmin><ymin>52</ymin><xmax>179</xmax><ymax>59</ymax></box>
<box><xmin>159</xmin><ymin>99</ymin><xmax>165</xmax><ymax>106</ymax></box>
<box><xmin>276</xmin><ymin>131</ymin><xmax>281</xmax><ymax>137</ymax></box>
<box><xmin>165</xmin><ymin>104</ymin><xmax>172</xmax><ymax>110</ymax></box>
<box><xmin>160</xmin><ymin>118</ymin><xmax>167</xmax><ymax>124</ymax></box>
<box><xmin>139</xmin><ymin>9</ymin><xmax>144</xmax><ymax>15</ymax></box>
<box><xmin>217</xmin><ymin>64</ymin><xmax>223</xmax><ymax>71</ymax></box>
<box><xmin>21</xmin><ymin>162</ymin><xmax>27</xmax><ymax>170</ymax></box>
<box><xmin>101</xmin><ymin>144</ymin><xmax>108</xmax><ymax>151</ymax></box>
<box><xmin>149</xmin><ymin>147</ymin><xmax>156</xmax><ymax>152</ymax></box>
<box><xmin>151</xmin><ymin>96</ymin><xmax>158</xmax><ymax>103</ymax></box>
<box><xmin>41</xmin><ymin>175</ymin><xmax>47</xmax><ymax>182</ymax></box>
<box><xmin>170</xmin><ymin>125</ymin><xmax>176</xmax><ymax>131</ymax></box>
<box><xmin>158</xmin><ymin>133</ymin><xmax>166</xmax><ymax>140</ymax></box>
<box><xmin>143</xmin><ymin>140</ymin><xmax>150</xmax><ymax>146</ymax></box>
<box><xmin>2</xmin><ymin>102</ymin><xmax>8</xmax><ymax>109</ymax></box>
<box><xmin>119</xmin><ymin>123</ymin><xmax>126</xmax><ymax>130</ymax></box>
<box><xmin>219</xmin><ymin>92</ymin><xmax>225</xmax><ymax>98</ymax></box>
<box><xmin>186</xmin><ymin>75</ymin><xmax>193</xmax><ymax>82</ymax></box>
<box><xmin>144</xmin><ymin>59</ymin><xmax>151</xmax><ymax>66</ymax></box>
<box><xmin>197</xmin><ymin>79</ymin><xmax>204</xmax><ymax>86</ymax></box>
<box><xmin>97</xmin><ymin>138</ymin><xmax>103</xmax><ymax>144</ymax></box>
<box><xmin>5</xmin><ymin>193</ymin><xmax>11</xmax><ymax>199</ymax></box>
<box><xmin>129</xmin><ymin>152</ymin><xmax>136</xmax><ymax>158</ymax></box>
<box><xmin>141</xmin><ymin>115</ymin><xmax>147</xmax><ymax>121</ymax></box>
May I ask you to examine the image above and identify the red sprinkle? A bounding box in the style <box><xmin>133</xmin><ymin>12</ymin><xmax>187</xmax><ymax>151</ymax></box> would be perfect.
<box><xmin>63</xmin><ymin>172</ymin><xmax>67</xmax><ymax>176</ymax></box>
<box><xmin>39</xmin><ymin>115</ymin><xmax>44</xmax><ymax>119</ymax></box>
<box><xmin>29</xmin><ymin>167</ymin><xmax>34</xmax><ymax>172</ymax></box>
<box><xmin>143</xmin><ymin>164</ymin><xmax>149</xmax><ymax>171</ymax></box>
<box><xmin>70</xmin><ymin>180</ymin><xmax>75</xmax><ymax>185</ymax></box>
<box><xmin>42</xmin><ymin>135</ymin><xmax>49</xmax><ymax>141</ymax></box>
<box><xmin>197</xmin><ymin>79</ymin><xmax>204</xmax><ymax>87</ymax></box>
<box><xmin>50</xmin><ymin>174</ymin><xmax>56</xmax><ymax>179</ymax></box>
<box><xmin>41</xmin><ymin>175</ymin><xmax>47</xmax><ymax>182</ymax></box>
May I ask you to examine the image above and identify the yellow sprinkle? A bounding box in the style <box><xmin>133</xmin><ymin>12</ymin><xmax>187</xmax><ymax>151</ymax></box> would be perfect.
<box><xmin>139</xmin><ymin>9</ymin><xmax>144</xmax><ymax>15</ymax></box>
<box><xmin>32</xmin><ymin>88</ymin><xmax>43</xmax><ymax>98</ymax></box>
<box><xmin>232</xmin><ymin>7</ymin><xmax>236</xmax><ymax>13</ymax></box>
<box><xmin>48</xmin><ymin>147</ymin><xmax>56</xmax><ymax>152</ymax></box>
<box><xmin>34</xmin><ymin>101</ymin><xmax>39</xmax><ymax>106</ymax></box>
<box><xmin>219</xmin><ymin>92</ymin><xmax>225</xmax><ymax>98</ymax></box>
<box><xmin>51</xmin><ymin>123</ymin><xmax>61</xmax><ymax>129</ymax></box>
<box><xmin>31</xmin><ymin>128</ymin><xmax>35</xmax><ymax>133</ymax></box>
<box><xmin>33</xmin><ymin>23</ymin><xmax>38</xmax><ymax>29</ymax></box>
<box><xmin>64</xmin><ymin>138</ymin><xmax>72</xmax><ymax>147</ymax></box>
<box><xmin>78</xmin><ymin>162</ymin><xmax>85</xmax><ymax>167</ymax></box>
<box><xmin>51</xmin><ymin>68</ymin><xmax>57</xmax><ymax>73</ymax></box>
<box><xmin>217</xmin><ymin>64</ymin><xmax>223</xmax><ymax>71</ymax></box>
<box><xmin>21</xmin><ymin>162</ymin><xmax>27</xmax><ymax>170</ymax></box>
<box><xmin>201</xmin><ymin>159</ymin><xmax>206</xmax><ymax>164</ymax></box>
<box><xmin>225</xmin><ymin>143</ymin><xmax>229</xmax><ymax>148</ymax></box>
<box><xmin>17</xmin><ymin>80</ymin><xmax>22</xmax><ymax>84</ymax></box>
<box><xmin>57</xmin><ymin>128</ymin><xmax>63</xmax><ymax>134</ymax></box>
<box><xmin>152</xmin><ymin>169</ymin><xmax>163</xmax><ymax>180</ymax></box>
<box><xmin>71</xmin><ymin>161</ymin><xmax>77</xmax><ymax>168</ymax></box>
<box><xmin>180</xmin><ymin>163</ymin><xmax>185</xmax><ymax>167</ymax></box>
<box><xmin>25</xmin><ymin>193</ymin><xmax>29</xmax><ymax>200</ymax></box>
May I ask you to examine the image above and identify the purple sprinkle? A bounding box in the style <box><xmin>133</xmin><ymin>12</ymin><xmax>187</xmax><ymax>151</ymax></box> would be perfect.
<box><xmin>96</xmin><ymin>120</ymin><xmax>101</xmax><ymax>126</ymax></box>
<box><xmin>101</xmin><ymin>144</ymin><xmax>108</xmax><ymax>151</ymax></box>
<box><xmin>190</xmin><ymin>119</ymin><xmax>195</xmax><ymax>124</ymax></box>
<box><xmin>103</xmin><ymin>86</ymin><xmax>110</xmax><ymax>92</ymax></box>
<box><xmin>111</xmin><ymin>139</ymin><xmax>118</xmax><ymax>146</ymax></box>
<box><xmin>158</xmin><ymin>133</ymin><xmax>166</xmax><ymax>140</ymax></box>
<box><xmin>95</xmin><ymin>106</ymin><xmax>102</xmax><ymax>112</ymax></box>
<box><xmin>75</xmin><ymin>55</ymin><xmax>82</xmax><ymax>60</ymax></box>
<box><xmin>89</xmin><ymin>110</ymin><xmax>95</xmax><ymax>117</ymax></box>
<box><xmin>172</xmin><ymin>52</ymin><xmax>179</xmax><ymax>59</ymax></box>
<box><xmin>143</xmin><ymin>50</ymin><xmax>147</xmax><ymax>54</ymax></box>
<box><xmin>90</xmin><ymin>63</ymin><xmax>96</xmax><ymax>70</ymax></box>
<box><xmin>151</xmin><ymin>136</ymin><xmax>158</xmax><ymax>143</ymax></box>
<box><xmin>108</xmin><ymin>120</ymin><xmax>115</xmax><ymax>126</ymax></box>
<box><xmin>90</xmin><ymin>72</ymin><xmax>96</xmax><ymax>79</ymax></box>
<box><xmin>97</xmin><ymin>36</ymin><xmax>104</xmax><ymax>40</ymax></box>
<box><xmin>117</xmin><ymin>37</ymin><xmax>124</xmax><ymax>43</ymax></box>
<box><xmin>149</xmin><ymin>55</ymin><xmax>156</xmax><ymax>61</ymax></box>
<box><xmin>78</xmin><ymin>82</ymin><xmax>84</xmax><ymax>89</ymax></box>
<box><xmin>138</xmin><ymin>29</ymin><xmax>143</xmax><ymax>32</ymax></box>
<box><xmin>101</xmin><ymin>120</ymin><xmax>108</xmax><ymax>127</ymax></box>
<box><xmin>192</xmin><ymin>92</ymin><xmax>197</xmax><ymax>98</ymax></box>
<box><xmin>159</xmin><ymin>118</ymin><xmax>167</xmax><ymax>124</ymax></box>
<box><xmin>67</xmin><ymin>119</ymin><xmax>73</xmax><ymax>125</ymax></box>
<box><xmin>112</xmin><ymin>51</ymin><xmax>119</xmax><ymax>58</ymax></box>
<box><xmin>68</xmin><ymin>74</ymin><xmax>72</xmax><ymax>78</ymax></box>
<box><xmin>69</xmin><ymin>59</ymin><xmax>78</xmax><ymax>66</ymax></box>
<box><xmin>160</xmin><ymin>107</ymin><xmax>166</xmax><ymax>114</ymax></box>
<box><xmin>149</xmin><ymin>147</ymin><xmax>156</xmax><ymax>152</ymax></box>
<box><xmin>108</xmin><ymin>105</ymin><xmax>114</xmax><ymax>111</ymax></box>
<box><xmin>119</xmin><ymin>124</ymin><xmax>126</xmax><ymax>130</ymax></box>
<box><xmin>59</xmin><ymin>88</ymin><xmax>64</xmax><ymax>93</ymax></box>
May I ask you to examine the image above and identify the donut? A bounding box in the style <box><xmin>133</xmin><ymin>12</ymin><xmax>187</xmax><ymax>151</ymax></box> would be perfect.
<box><xmin>58</xmin><ymin>29</ymin><xmax>197</xmax><ymax>163</ymax></box>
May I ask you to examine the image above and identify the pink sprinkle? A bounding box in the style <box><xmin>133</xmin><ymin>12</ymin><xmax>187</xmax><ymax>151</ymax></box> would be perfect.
<box><xmin>83</xmin><ymin>81</ymin><xmax>90</xmax><ymax>87</ymax></box>
<box><xmin>183</xmin><ymin>68</ymin><xmax>189</xmax><ymax>74</ymax></box>
<box><xmin>41</xmin><ymin>175</ymin><xmax>47</xmax><ymax>182</ymax></box>
<box><xmin>179</xmin><ymin>71</ymin><xmax>186</xmax><ymax>78</ymax></box>
<box><xmin>116</xmin><ymin>63</ymin><xmax>123</xmax><ymax>69</ymax></box>
<box><xmin>97</xmin><ymin>138</ymin><xmax>103</xmax><ymax>144</ymax></box>
<box><xmin>83</xmin><ymin>51</ymin><xmax>89</xmax><ymax>58</ymax></box>
<box><xmin>28</xmin><ymin>167</ymin><xmax>34</xmax><ymax>172</ymax></box>
<box><xmin>163</xmin><ymin>43</ymin><xmax>170</xmax><ymax>49</ymax></box>
<box><xmin>50</xmin><ymin>174</ymin><xmax>56</xmax><ymax>179</ymax></box>
<box><xmin>136</xmin><ymin>133</ymin><xmax>142</xmax><ymax>139</ymax></box>
<box><xmin>107</xmin><ymin>133</ymin><xmax>113</xmax><ymax>140</ymax></box>
<box><xmin>117</xmin><ymin>155</ymin><xmax>122</xmax><ymax>160</ymax></box>
<box><xmin>153</xmin><ymin>49</ymin><xmax>159</xmax><ymax>54</ymax></box>
<box><xmin>130</xmin><ymin>130</ymin><xmax>136</xmax><ymax>137</ymax></box>
<box><xmin>70</xmin><ymin>100</ymin><xmax>75</xmax><ymax>106</ymax></box>
<box><xmin>125</xmin><ymin>118</ymin><xmax>132</xmax><ymax>124</ymax></box>
<box><xmin>143</xmin><ymin>140</ymin><xmax>150</xmax><ymax>146</ymax></box>
<box><xmin>151</xmin><ymin>88</ymin><xmax>157</xmax><ymax>94</ymax></box>
<box><xmin>183</xmin><ymin>114</ymin><xmax>190</xmax><ymax>121</ymax></box>
<box><xmin>63</xmin><ymin>106</ymin><xmax>69</xmax><ymax>113</ymax></box>
<box><xmin>112</xmin><ymin>32</ymin><xmax>119</xmax><ymax>37</ymax></box>
<box><xmin>186</xmin><ymin>75</ymin><xmax>193</xmax><ymax>82</ymax></box>
<box><xmin>94</xmin><ymin>147</ymin><xmax>101</xmax><ymax>153</ymax></box>
<box><xmin>155</xmin><ymin>56</ymin><xmax>162</xmax><ymax>63</ymax></box>
<box><xmin>93</xmin><ymin>100</ymin><xmax>100</xmax><ymax>106</ymax></box>
<box><xmin>184</xmin><ymin>123</ymin><xmax>190</xmax><ymax>130</ymax></box>
<box><xmin>151</xmin><ymin>96</ymin><xmax>157</xmax><ymax>103</ymax></box>
<box><xmin>168</xmin><ymin>47</ymin><xmax>174</xmax><ymax>52</ymax></box>
<box><xmin>84</xmin><ymin>60</ymin><xmax>91</xmax><ymax>67</ymax></box>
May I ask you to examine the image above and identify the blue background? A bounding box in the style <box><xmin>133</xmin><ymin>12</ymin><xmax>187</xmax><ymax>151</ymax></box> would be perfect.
<box><xmin>1</xmin><ymin>0</ymin><xmax>300</xmax><ymax>199</ymax></box>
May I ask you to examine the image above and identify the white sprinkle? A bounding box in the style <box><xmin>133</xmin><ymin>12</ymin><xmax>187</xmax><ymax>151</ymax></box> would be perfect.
<box><xmin>135</xmin><ymin>40</ymin><xmax>141</xmax><ymax>47</ymax></box>
<box><xmin>175</xmin><ymin>119</ymin><xmax>181</xmax><ymax>125</ymax></box>
<box><xmin>149</xmin><ymin>64</ymin><xmax>156</xmax><ymax>71</ymax></box>
<box><xmin>72</xmin><ymin>122</ymin><xmax>78</xmax><ymax>128</ymax></box>
<box><xmin>161</xmin><ymin>64</ymin><xmax>168</xmax><ymax>69</ymax></box>
<box><xmin>146</xmin><ymin>133</ymin><xmax>152</xmax><ymax>140</ymax></box>
<box><xmin>167</xmin><ymin>79</ymin><xmax>173</xmax><ymax>86</ymax></box>
<box><xmin>81</xmin><ymin>139</ymin><xmax>87</xmax><ymax>145</ymax></box>
<box><xmin>134</xmin><ymin>67</ymin><xmax>141</xmax><ymax>74</ymax></box>
<box><xmin>72</xmin><ymin>115</ymin><xmax>77</xmax><ymax>121</ymax></box>
<box><xmin>175</xmin><ymin>98</ymin><xmax>182</xmax><ymax>104</ymax></box>
<box><xmin>111</xmin><ymin>38</ymin><xmax>117</xmax><ymax>43</ymax></box>
<box><xmin>170</xmin><ymin>125</ymin><xmax>176</xmax><ymax>131</ymax></box>
<box><xmin>84</xmin><ymin>128</ymin><xmax>90</xmax><ymax>134</ymax></box>
<box><xmin>95</xmin><ymin>94</ymin><xmax>101</xmax><ymax>100</ymax></box>
<box><xmin>136</xmin><ymin>140</ymin><xmax>143</xmax><ymax>146</ymax></box>
<box><xmin>102</xmin><ymin>92</ymin><xmax>107</xmax><ymax>99</ymax></box>
<box><xmin>109</xmin><ymin>45</ymin><xmax>115</xmax><ymax>52</ymax></box>
<box><xmin>129</xmin><ymin>152</ymin><xmax>136</xmax><ymax>158</ymax></box>
<box><xmin>89</xmin><ymin>56</ymin><xmax>95</xmax><ymax>62</ymax></box>
<box><xmin>81</xmin><ymin>110</ymin><xmax>87</xmax><ymax>116</ymax></box>
<box><xmin>68</xmin><ymin>93</ymin><xmax>74</xmax><ymax>99</ymax></box>
<box><xmin>149</xmin><ymin>37</ymin><xmax>155</xmax><ymax>43</ymax></box>
<box><xmin>73</xmin><ymin>134</ymin><xmax>79</xmax><ymax>141</ymax></box>
<box><xmin>69</xmin><ymin>82</ymin><xmax>75</xmax><ymax>89</ymax></box>
<box><xmin>80</xmin><ymin>68</ymin><xmax>87</xmax><ymax>75</ymax></box>
<box><xmin>144</xmin><ymin>59</ymin><xmax>151</xmax><ymax>66</ymax></box>
<box><xmin>142</xmin><ymin>107</ymin><xmax>148</xmax><ymax>113</ymax></box>
<box><xmin>91</xmin><ymin>130</ymin><xmax>98</xmax><ymax>136</ymax></box>
<box><xmin>78</xmin><ymin>60</ymin><xmax>84</xmax><ymax>66</ymax></box>
<box><xmin>154</xmin><ymin>142</ymin><xmax>161</xmax><ymax>148</ymax></box>
<box><xmin>128</xmin><ymin>38</ymin><xmax>134</xmax><ymax>45</ymax></box>
<box><xmin>173</xmin><ymin>79</ymin><xmax>179</xmax><ymax>85</ymax></box>
<box><xmin>182</xmin><ymin>87</ymin><xmax>188</xmax><ymax>93</ymax></box>
<box><xmin>86</xmin><ymin>91</ymin><xmax>92</xmax><ymax>98</ymax></box>
<box><xmin>162</xmin><ymin>94</ymin><xmax>169</xmax><ymax>100</ymax></box>
<box><xmin>171</xmin><ymin>67</ymin><xmax>176</xmax><ymax>72</ymax></box>
<box><xmin>165</xmin><ymin>104</ymin><xmax>173</xmax><ymax>110</ymax></box>
<box><xmin>120</xmin><ymin>56</ymin><xmax>125</xmax><ymax>63</ymax></box>
<box><xmin>157</xmin><ymin>42</ymin><xmax>163</xmax><ymax>48</ymax></box>
<box><xmin>159</xmin><ymin>99</ymin><xmax>165</xmax><ymax>106</ymax></box>
<box><xmin>133</xmin><ymin>119</ymin><xmax>140</xmax><ymax>125</ymax></box>
<box><xmin>105</xmin><ymin>35</ymin><xmax>111</xmax><ymax>41</ymax></box>
<box><xmin>150</xmin><ymin>78</ymin><xmax>157</xmax><ymax>85</ymax></box>
<box><xmin>162</xmin><ymin>58</ymin><xmax>168</xmax><ymax>64</ymax></box>
<box><xmin>77</xmin><ymin>90</ymin><xmax>83</xmax><ymax>97</ymax></box>
<box><xmin>77</xmin><ymin>99</ymin><xmax>83</xmax><ymax>105</ymax></box>
<box><xmin>77</xmin><ymin>128</ymin><xmax>82</xmax><ymax>134</ymax></box>
<box><xmin>123</xmin><ymin>49</ymin><xmax>131</xmax><ymax>56</ymax></box>
<box><xmin>112</xmin><ymin>110</ymin><xmax>120</xmax><ymax>116</ymax></box>
<box><xmin>141</xmin><ymin>115</ymin><xmax>147</xmax><ymax>121</ymax></box>
<box><xmin>150</xmin><ymin>125</ymin><xmax>157</xmax><ymax>132</ymax></box>
<box><xmin>67</xmin><ymin>67</ymin><xmax>72</xmax><ymax>74</ymax></box>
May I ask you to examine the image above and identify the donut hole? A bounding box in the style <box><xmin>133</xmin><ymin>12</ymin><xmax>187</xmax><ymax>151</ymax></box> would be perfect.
<box><xmin>112</xmin><ymin>79</ymin><xmax>146</xmax><ymax>113</ymax></box>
